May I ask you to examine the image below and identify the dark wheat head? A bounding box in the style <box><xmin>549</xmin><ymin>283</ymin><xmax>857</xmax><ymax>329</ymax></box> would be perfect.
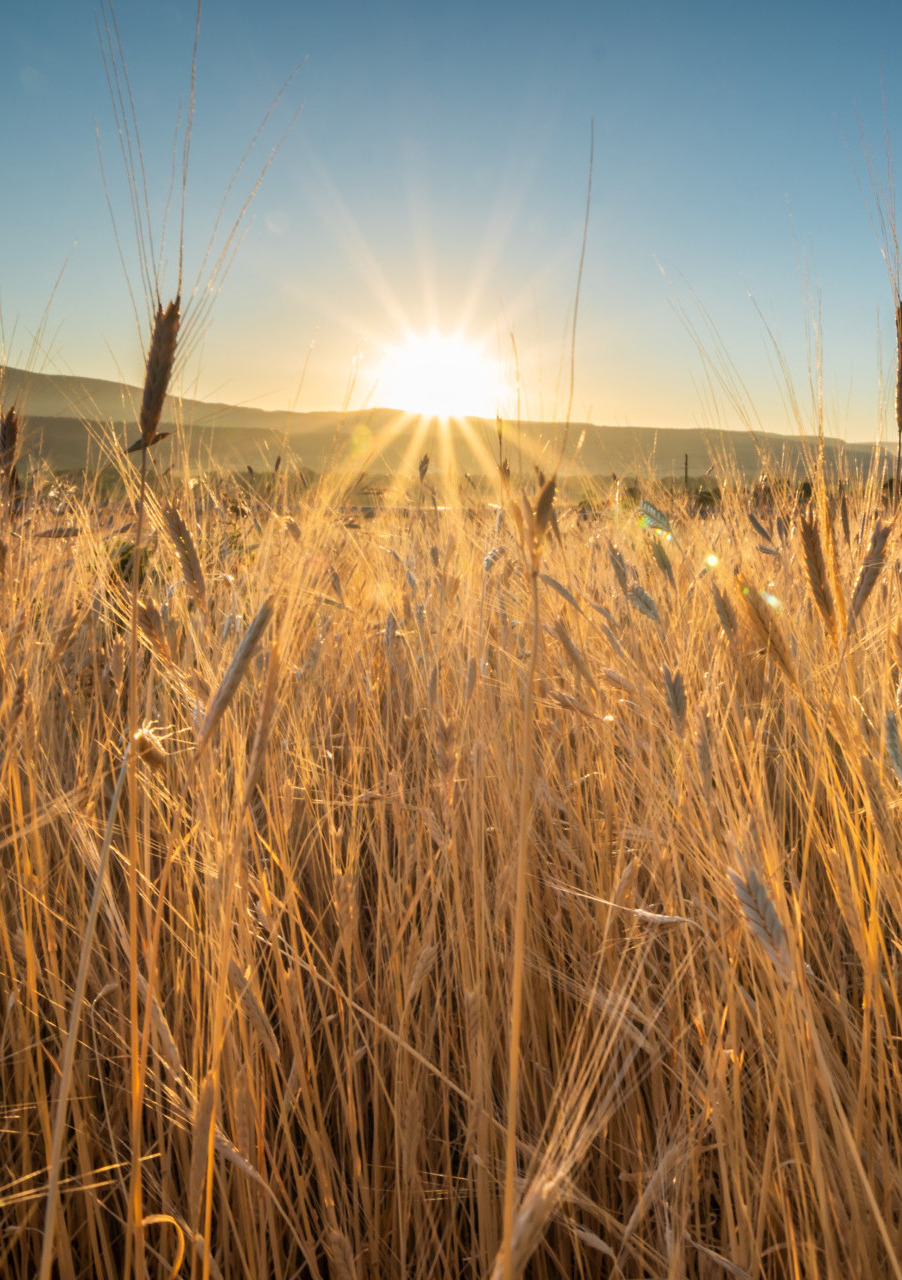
<box><xmin>137</xmin><ymin>296</ymin><xmax>180</xmax><ymax>451</ymax></box>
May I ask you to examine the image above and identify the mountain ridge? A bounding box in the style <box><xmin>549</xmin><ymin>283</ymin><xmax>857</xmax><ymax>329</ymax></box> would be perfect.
<box><xmin>0</xmin><ymin>364</ymin><xmax>891</xmax><ymax>480</ymax></box>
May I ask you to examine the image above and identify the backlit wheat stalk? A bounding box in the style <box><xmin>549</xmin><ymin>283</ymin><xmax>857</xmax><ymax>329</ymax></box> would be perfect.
<box><xmin>729</xmin><ymin>865</ymin><xmax>792</xmax><ymax>982</ymax></box>
<box><xmin>848</xmin><ymin>518</ymin><xmax>891</xmax><ymax>629</ymax></box>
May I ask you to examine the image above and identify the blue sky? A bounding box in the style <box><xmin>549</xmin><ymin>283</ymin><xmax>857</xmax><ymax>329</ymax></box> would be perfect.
<box><xmin>3</xmin><ymin>0</ymin><xmax>902</xmax><ymax>439</ymax></box>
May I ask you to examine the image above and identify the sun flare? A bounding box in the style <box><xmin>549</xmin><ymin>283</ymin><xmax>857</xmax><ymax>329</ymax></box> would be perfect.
<box><xmin>376</xmin><ymin>330</ymin><xmax>509</xmax><ymax>419</ymax></box>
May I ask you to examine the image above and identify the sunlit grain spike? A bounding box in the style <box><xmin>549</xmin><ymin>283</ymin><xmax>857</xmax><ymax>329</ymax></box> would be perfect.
<box><xmin>799</xmin><ymin>512</ymin><xmax>836</xmax><ymax>643</ymax></box>
<box><xmin>607</xmin><ymin>541</ymin><xmax>629</xmax><ymax>597</ymax></box>
<box><xmin>163</xmin><ymin>503</ymin><xmax>206</xmax><ymax>610</ymax></box>
<box><xmin>729</xmin><ymin>866</ymin><xmax>791</xmax><ymax>981</ymax></box>
<box><xmin>195</xmin><ymin>597</ymin><xmax>274</xmax><ymax>757</ymax></box>
<box><xmin>735</xmin><ymin>572</ymin><xmax>797</xmax><ymax>685</ymax></box>
<box><xmin>640</xmin><ymin>498</ymin><xmax>671</xmax><ymax>535</ymax></box>
<box><xmin>848</xmin><ymin>519</ymin><xmax>891</xmax><ymax>631</ymax></box>
<box><xmin>629</xmin><ymin>584</ymin><xmax>660</xmax><ymax>623</ymax></box>
<box><xmin>138</xmin><ymin>296</ymin><xmax>180</xmax><ymax>449</ymax></box>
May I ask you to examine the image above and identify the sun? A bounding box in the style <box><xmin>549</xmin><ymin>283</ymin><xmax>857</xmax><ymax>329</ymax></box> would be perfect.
<box><xmin>376</xmin><ymin>329</ymin><xmax>509</xmax><ymax>419</ymax></box>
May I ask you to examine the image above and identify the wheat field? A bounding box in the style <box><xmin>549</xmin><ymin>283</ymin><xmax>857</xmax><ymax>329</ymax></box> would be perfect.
<box><xmin>0</xmin><ymin>440</ymin><xmax>901</xmax><ymax>1278</ymax></box>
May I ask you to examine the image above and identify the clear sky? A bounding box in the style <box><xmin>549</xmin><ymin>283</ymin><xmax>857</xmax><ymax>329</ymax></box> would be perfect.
<box><xmin>4</xmin><ymin>0</ymin><xmax>902</xmax><ymax>440</ymax></box>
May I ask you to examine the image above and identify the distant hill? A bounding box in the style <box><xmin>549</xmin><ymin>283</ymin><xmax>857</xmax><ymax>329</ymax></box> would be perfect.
<box><xmin>0</xmin><ymin>365</ymin><xmax>891</xmax><ymax>481</ymax></box>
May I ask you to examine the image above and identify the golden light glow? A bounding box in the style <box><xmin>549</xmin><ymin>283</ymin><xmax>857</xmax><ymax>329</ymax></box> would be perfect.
<box><xmin>376</xmin><ymin>330</ymin><xmax>509</xmax><ymax>419</ymax></box>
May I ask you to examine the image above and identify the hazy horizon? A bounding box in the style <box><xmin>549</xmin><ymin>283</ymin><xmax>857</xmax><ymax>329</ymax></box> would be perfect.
<box><xmin>2</xmin><ymin>361</ymin><xmax>891</xmax><ymax>486</ymax></box>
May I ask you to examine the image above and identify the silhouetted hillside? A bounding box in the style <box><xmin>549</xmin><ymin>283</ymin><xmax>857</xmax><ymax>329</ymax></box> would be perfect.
<box><xmin>0</xmin><ymin>365</ymin><xmax>890</xmax><ymax>481</ymax></box>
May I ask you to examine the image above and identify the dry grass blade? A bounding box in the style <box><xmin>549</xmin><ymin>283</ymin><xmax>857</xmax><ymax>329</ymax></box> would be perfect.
<box><xmin>243</xmin><ymin>639</ymin><xmax>280</xmax><ymax>803</ymax></box>
<box><xmin>553</xmin><ymin>617</ymin><xmax>598</xmax><ymax>691</ymax></box>
<box><xmin>163</xmin><ymin>504</ymin><xmax>206</xmax><ymax>610</ymax></box>
<box><xmin>188</xmin><ymin>1072</ymin><xmax>216</xmax><ymax>1232</ymax></box>
<box><xmin>491</xmin><ymin>1177</ymin><xmax>560</xmax><ymax>1280</ymax></box>
<box><xmin>464</xmin><ymin>654</ymin><xmax>478</xmax><ymax>702</ymax></box>
<box><xmin>606</xmin><ymin>540</ymin><xmax>629</xmax><ymax>597</ymax></box>
<box><xmin>548</xmin><ymin>878</ymin><xmax>702</xmax><ymax>928</ymax></box>
<box><xmin>886</xmin><ymin>711</ymin><xmax>902</xmax><ymax>784</ymax></box>
<box><xmin>228</xmin><ymin>959</ymin><xmax>279</xmax><ymax>1060</ymax></box>
<box><xmin>729</xmin><ymin>866</ymin><xmax>791</xmax><ymax>981</ymax></box>
<box><xmin>195</xmin><ymin>597</ymin><xmax>274</xmax><ymax>756</ymax></box>
<box><xmin>138</xmin><ymin>297</ymin><xmax>180</xmax><ymax>450</ymax></box>
<box><xmin>840</xmin><ymin>487</ymin><xmax>851</xmax><ymax>548</ymax></box>
<box><xmin>799</xmin><ymin>512</ymin><xmax>836</xmax><ymax>642</ymax></box>
<box><xmin>6</xmin><ymin>673</ymin><xmax>26</xmax><ymax>733</ymax></box>
<box><xmin>711</xmin><ymin>582</ymin><xmax>737</xmax><ymax>638</ymax></box>
<box><xmin>213</xmin><ymin>1123</ymin><xmax>267</xmax><ymax>1189</ymax></box>
<box><xmin>38</xmin><ymin>747</ymin><xmax>131</xmax><ymax>1280</ymax></box>
<box><xmin>49</xmin><ymin>606</ymin><xmax>85</xmax><ymax>664</ymax></box>
<box><xmin>191</xmin><ymin>1234</ymin><xmax>224</xmax><ymax>1280</ymax></box>
<box><xmin>848</xmin><ymin>519</ymin><xmax>891</xmax><ymax>630</ymax></box>
<box><xmin>649</xmin><ymin>537</ymin><xmax>675</xmax><ymax>589</ymax></box>
<box><xmin>662</xmin><ymin>664</ymin><xmax>686</xmax><ymax>733</ymax></box>
<box><xmin>146</xmin><ymin>989</ymin><xmax>185</xmax><ymax>1083</ymax></box>
<box><xmin>748</xmin><ymin>510</ymin><xmax>774</xmax><ymax>545</ymax></box>
<box><xmin>539</xmin><ymin>573</ymin><xmax>582</xmax><ymax>613</ymax></box>
<box><xmin>136</xmin><ymin>596</ymin><xmax>171</xmax><ymax>660</ymax></box>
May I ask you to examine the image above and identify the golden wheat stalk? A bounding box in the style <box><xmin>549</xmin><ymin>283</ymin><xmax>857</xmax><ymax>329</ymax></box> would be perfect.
<box><xmin>39</xmin><ymin>746</ymin><xmax>132</xmax><ymax>1280</ymax></box>
<box><xmin>195</xmin><ymin>597</ymin><xmax>274</xmax><ymax>756</ymax></box>
<box><xmin>735</xmin><ymin>572</ymin><xmax>797</xmax><ymax>685</ymax></box>
<box><xmin>126</xmin><ymin>297</ymin><xmax>180</xmax><ymax>453</ymax></box>
<box><xmin>729</xmin><ymin>865</ymin><xmax>792</xmax><ymax>981</ymax></box>
<box><xmin>491</xmin><ymin>1177</ymin><xmax>560</xmax><ymax>1280</ymax></box>
<box><xmin>243</xmin><ymin>638</ymin><xmax>280</xmax><ymax>803</ymax></box>
<box><xmin>848</xmin><ymin>519</ymin><xmax>891</xmax><ymax>630</ymax></box>
<box><xmin>188</xmin><ymin>1071</ymin><xmax>217</xmax><ymax>1234</ymax></box>
<box><xmin>163</xmin><ymin>503</ymin><xmax>206</xmax><ymax>610</ymax></box>
<box><xmin>799</xmin><ymin>512</ymin><xmax>837</xmax><ymax>643</ymax></box>
<box><xmin>136</xmin><ymin>596</ymin><xmax>171</xmax><ymax>660</ymax></box>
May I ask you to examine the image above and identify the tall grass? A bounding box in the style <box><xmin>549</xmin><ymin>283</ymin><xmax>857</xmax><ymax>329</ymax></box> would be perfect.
<box><xmin>1</xmin><ymin>453</ymin><xmax>902</xmax><ymax>1277</ymax></box>
<box><xmin>5</xmin><ymin>10</ymin><xmax>902</xmax><ymax>1275</ymax></box>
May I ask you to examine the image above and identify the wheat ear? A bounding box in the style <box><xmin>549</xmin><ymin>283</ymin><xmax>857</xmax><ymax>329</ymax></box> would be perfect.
<box><xmin>799</xmin><ymin>512</ymin><xmax>837</xmax><ymax>643</ymax></box>
<box><xmin>126</xmin><ymin>296</ymin><xmax>180</xmax><ymax>452</ymax></box>
<box><xmin>729</xmin><ymin>866</ymin><xmax>792</xmax><ymax>981</ymax></box>
<box><xmin>195</xmin><ymin>598</ymin><xmax>274</xmax><ymax>757</ymax></box>
<box><xmin>163</xmin><ymin>503</ymin><xmax>206</xmax><ymax>609</ymax></box>
<box><xmin>848</xmin><ymin>519</ymin><xmax>891</xmax><ymax>630</ymax></box>
<box><xmin>736</xmin><ymin>573</ymin><xmax>797</xmax><ymax>685</ymax></box>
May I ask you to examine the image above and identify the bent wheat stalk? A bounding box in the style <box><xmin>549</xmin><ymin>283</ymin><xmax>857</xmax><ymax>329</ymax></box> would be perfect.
<box><xmin>39</xmin><ymin>746</ymin><xmax>131</xmax><ymax>1280</ymax></box>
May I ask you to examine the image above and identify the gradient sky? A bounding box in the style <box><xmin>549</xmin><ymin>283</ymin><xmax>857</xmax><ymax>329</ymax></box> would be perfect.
<box><xmin>4</xmin><ymin>0</ymin><xmax>902</xmax><ymax>441</ymax></box>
